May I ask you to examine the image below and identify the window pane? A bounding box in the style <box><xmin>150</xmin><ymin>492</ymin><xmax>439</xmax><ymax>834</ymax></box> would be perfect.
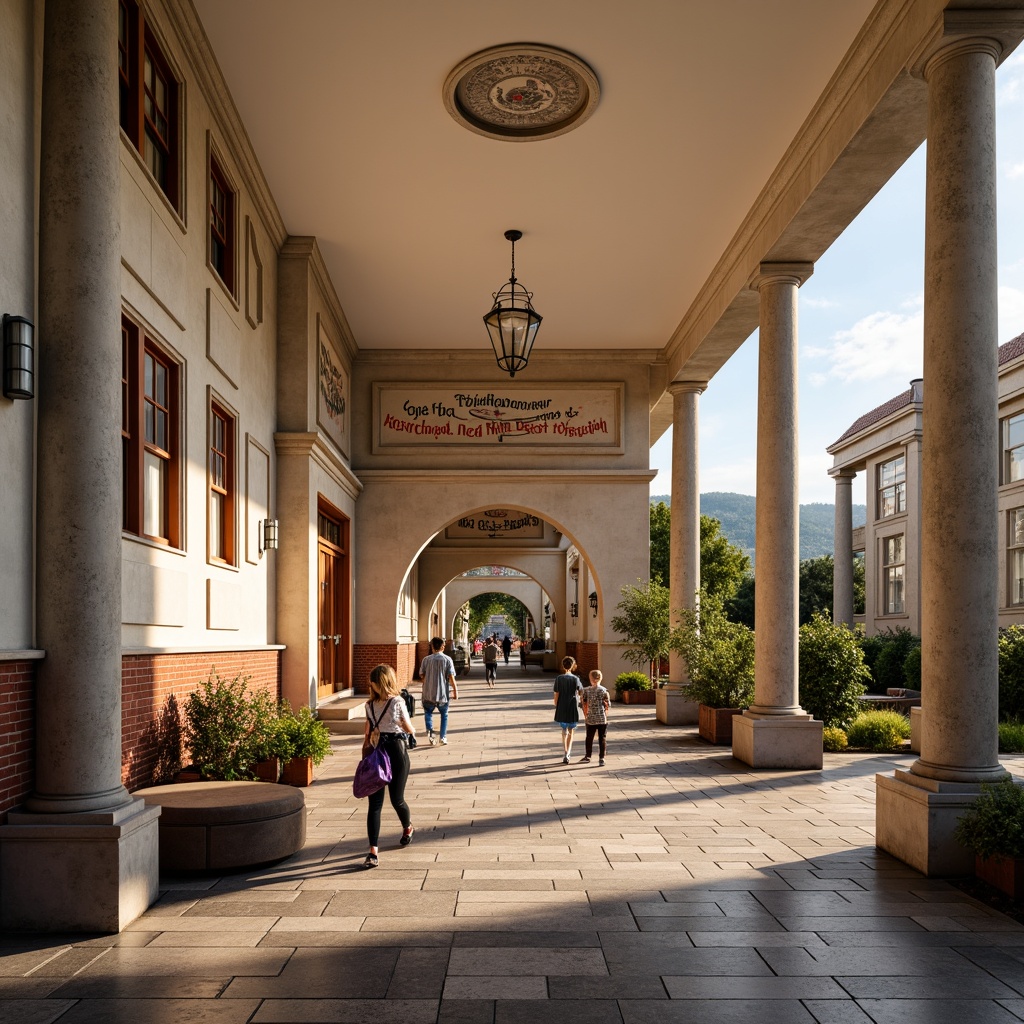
<box><xmin>155</xmin><ymin>408</ymin><xmax>167</xmax><ymax>451</ymax></box>
<box><xmin>1016</xmin><ymin>549</ymin><xmax>1024</xmax><ymax>604</ymax></box>
<box><xmin>1014</xmin><ymin>509</ymin><xmax>1024</xmax><ymax>547</ymax></box>
<box><xmin>143</xmin><ymin>450</ymin><xmax>166</xmax><ymax>538</ymax></box>
<box><xmin>1010</xmin><ymin>448</ymin><xmax>1024</xmax><ymax>483</ymax></box>
<box><xmin>1008</xmin><ymin>414</ymin><xmax>1024</xmax><ymax>449</ymax></box>
<box><xmin>895</xmin><ymin>482</ymin><xmax>906</xmax><ymax>514</ymax></box>
<box><xmin>210</xmin><ymin>491</ymin><xmax>224</xmax><ymax>559</ymax></box>
<box><xmin>144</xmin><ymin>401</ymin><xmax>155</xmax><ymax>443</ymax></box>
<box><xmin>211</xmin><ymin>451</ymin><xmax>224</xmax><ymax>489</ymax></box>
<box><xmin>880</xmin><ymin>488</ymin><xmax>895</xmax><ymax>518</ymax></box>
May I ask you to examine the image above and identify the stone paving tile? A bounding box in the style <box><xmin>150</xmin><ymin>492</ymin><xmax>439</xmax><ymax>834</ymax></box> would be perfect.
<box><xmin>853</xmin><ymin>999</ymin><xmax>1024</xmax><ymax>1023</ymax></box>
<box><xmin>10</xmin><ymin>674</ymin><xmax>1024</xmax><ymax>1024</ymax></box>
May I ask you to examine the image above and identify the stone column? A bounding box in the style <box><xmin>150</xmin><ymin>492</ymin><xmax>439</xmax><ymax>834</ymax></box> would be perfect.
<box><xmin>0</xmin><ymin>0</ymin><xmax>159</xmax><ymax>932</ymax></box>
<box><xmin>732</xmin><ymin>262</ymin><xmax>822</xmax><ymax>769</ymax></box>
<box><xmin>876</xmin><ymin>13</ymin><xmax>1015</xmax><ymax>876</ymax></box>
<box><xmin>831</xmin><ymin>470</ymin><xmax>856</xmax><ymax>627</ymax></box>
<box><xmin>660</xmin><ymin>382</ymin><xmax>705</xmax><ymax>725</ymax></box>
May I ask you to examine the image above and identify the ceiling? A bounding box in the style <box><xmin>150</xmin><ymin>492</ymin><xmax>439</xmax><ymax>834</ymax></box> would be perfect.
<box><xmin>192</xmin><ymin>0</ymin><xmax>885</xmax><ymax>362</ymax></box>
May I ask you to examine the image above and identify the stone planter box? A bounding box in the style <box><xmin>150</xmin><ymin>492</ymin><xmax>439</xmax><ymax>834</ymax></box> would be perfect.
<box><xmin>976</xmin><ymin>853</ymin><xmax>1024</xmax><ymax>898</ymax></box>
<box><xmin>698</xmin><ymin>705</ymin><xmax>743</xmax><ymax>744</ymax></box>
<box><xmin>621</xmin><ymin>690</ymin><xmax>656</xmax><ymax>705</ymax></box>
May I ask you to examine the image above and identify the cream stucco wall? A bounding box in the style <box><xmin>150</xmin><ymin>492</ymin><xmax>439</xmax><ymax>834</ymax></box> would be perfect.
<box><xmin>0</xmin><ymin>0</ymin><xmax>40</xmax><ymax>654</ymax></box>
<box><xmin>117</xmin><ymin>0</ymin><xmax>286</xmax><ymax>653</ymax></box>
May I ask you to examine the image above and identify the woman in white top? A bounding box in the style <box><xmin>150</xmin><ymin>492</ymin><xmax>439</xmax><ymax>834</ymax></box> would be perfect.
<box><xmin>362</xmin><ymin>664</ymin><xmax>416</xmax><ymax>868</ymax></box>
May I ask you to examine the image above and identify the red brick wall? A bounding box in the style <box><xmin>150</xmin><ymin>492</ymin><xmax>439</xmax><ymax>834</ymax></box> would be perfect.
<box><xmin>413</xmin><ymin>640</ymin><xmax>430</xmax><ymax>679</ymax></box>
<box><xmin>121</xmin><ymin>650</ymin><xmax>280</xmax><ymax>792</ymax></box>
<box><xmin>353</xmin><ymin>643</ymin><xmax>419</xmax><ymax>693</ymax></box>
<box><xmin>0</xmin><ymin>661</ymin><xmax>35</xmax><ymax>820</ymax></box>
<box><xmin>574</xmin><ymin>642</ymin><xmax>600</xmax><ymax>682</ymax></box>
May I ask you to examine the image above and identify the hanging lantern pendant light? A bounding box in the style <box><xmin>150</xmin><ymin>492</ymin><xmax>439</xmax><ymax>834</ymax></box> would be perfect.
<box><xmin>483</xmin><ymin>229</ymin><xmax>542</xmax><ymax>378</ymax></box>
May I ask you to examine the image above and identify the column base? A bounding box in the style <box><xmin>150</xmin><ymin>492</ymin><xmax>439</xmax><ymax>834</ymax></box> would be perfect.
<box><xmin>732</xmin><ymin>712</ymin><xmax>823</xmax><ymax>769</ymax></box>
<box><xmin>656</xmin><ymin>683</ymin><xmax>698</xmax><ymax>725</ymax></box>
<box><xmin>0</xmin><ymin>797</ymin><xmax>160</xmax><ymax>932</ymax></box>
<box><xmin>875</xmin><ymin>769</ymin><xmax>981</xmax><ymax>877</ymax></box>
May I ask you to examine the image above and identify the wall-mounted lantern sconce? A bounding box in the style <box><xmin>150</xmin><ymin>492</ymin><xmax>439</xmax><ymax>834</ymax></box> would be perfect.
<box><xmin>589</xmin><ymin>591</ymin><xmax>598</xmax><ymax>617</ymax></box>
<box><xmin>258</xmin><ymin>518</ymin><xmax>279</xmax><ymax>557</ymax></box>
<box><xmin>3</xmin><ymin>315</ymin><xmax>34</xmax><ymax>400</ymax></box>
<box><xmin>570</xmin><ymin>602</ymin><xmax>579</xmax><ymax>621</ymax></box>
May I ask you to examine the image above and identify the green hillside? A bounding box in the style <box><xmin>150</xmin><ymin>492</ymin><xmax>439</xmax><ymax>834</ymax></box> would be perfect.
<box><xmin>650</xmin><ymin>492</ymin><xmax>866</xmax><ymax>565</ymax></box>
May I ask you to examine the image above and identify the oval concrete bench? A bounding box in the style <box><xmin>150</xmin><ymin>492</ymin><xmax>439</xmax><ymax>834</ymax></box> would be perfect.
<box><xmin>134</xmin><ymin>781</ymin><xmax>306</xmax><ymax>871</ymax></box>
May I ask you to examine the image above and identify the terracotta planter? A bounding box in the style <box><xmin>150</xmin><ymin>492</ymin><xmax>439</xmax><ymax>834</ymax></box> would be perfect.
<box><xmin>175</xmin><ymin>768</ymin><xmax>202</xmax><ymax>783</ymax></box>
<box><xmin>698</xmin><ymin>705</ymin><xmax>743</xmax><ymax>744</ymax></box>
<box><xmin>255</xmin><ymin>757</ymin><xmax>281</xmax><ymax>783</ymax></box>
<box><xmin>621</xmin><ymin>690</ymin><xmax>657</xmax><ymax>705</ymax></box>
<box><xmin>975</xmin><ymin>853</ymin><xmax>1024</xmax><ymax>898</ymax></box>
<box><xmin>282</xmin><ymin>755</ymin><xmax>314</xmax><ymax>787</ymax></box>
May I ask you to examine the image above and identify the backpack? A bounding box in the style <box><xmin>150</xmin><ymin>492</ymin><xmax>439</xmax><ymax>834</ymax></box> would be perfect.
<box><xmin>400</xmin><ymin>687</ymin><xmax>416</xmax><ymax>717</ymax></box>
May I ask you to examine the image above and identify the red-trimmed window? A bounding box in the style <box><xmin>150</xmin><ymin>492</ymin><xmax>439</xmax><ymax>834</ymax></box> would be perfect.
<box><xmin>122</xmin><ymin>315</ymin><xmax>180</xmax><ymax>546</ymax></box>
<box><xmin>209</xmin><ymin>156</ymin><xmax>235</xmax><ymax>293</ymax></box>
<box><xmin>209</xmin><ymin>403</ymin><xmax>235</xmax><ymax>564</ymax></box>
<box><xmin>119</xmin><ymin>0</ymin><xmax>180</xmax><ymax>208</ymax></box>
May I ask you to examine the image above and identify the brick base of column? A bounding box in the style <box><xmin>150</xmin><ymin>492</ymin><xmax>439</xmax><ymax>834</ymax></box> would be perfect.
<box><xmin>354</xmin><ymin>643</ymin><xmax>419</xmax><ymax>693</ymax></box>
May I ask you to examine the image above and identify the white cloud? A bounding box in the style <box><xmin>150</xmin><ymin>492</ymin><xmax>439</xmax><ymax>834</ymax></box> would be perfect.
<box><xmin>803</xmin><ymin>296</ymin><xmax>839</xmax><ymax>309</ymax></box>
<box><xmin>1008</xmin><ymin>161</ymin><xmax>1024</xmax><ymax>180</ymax></box>
<box><xmin>805</xmin><ymin>303</ymin><xmax>923</xmax><ymax>384</ymax></box>
<box><xmin>700</xmin><ymin>457</ymin><xmax>758</xmax><ymax>497</ymax></box>
<box><xmin>799</xmin><ymin>451</ymin><xmax>836</xmax><ymax>504</ymax></box>
<box><xmin>1001</xmin><ymin>285</ymin><xmax>1024</xmax><ymax>341</ymax></box>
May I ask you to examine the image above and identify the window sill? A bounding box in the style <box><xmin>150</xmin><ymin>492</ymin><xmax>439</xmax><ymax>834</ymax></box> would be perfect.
<box><xmin>207</xmin><ymin>558</ymin><xmax>240</xmax><ymax>573</ymax></box>
<box><xmin>122</xmin><ymin>532</ymin><xmax>186</xmax><ymax>557</ymax></box>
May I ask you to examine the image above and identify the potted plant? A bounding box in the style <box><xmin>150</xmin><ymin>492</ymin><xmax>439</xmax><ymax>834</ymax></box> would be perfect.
<box><xmin>954</xmin><ymin>779</ymin><xmax>1024</xmax><ymax>897</ymax></box>
<box><xmin>279</xmin><ymin>705</ymin><xmax>333</xmax><ymax>787</ymax></box>
<box><xmin>250</xmin><ymin>698</ymin><xmax>293</xmax><ymax>783</ymax></box>
<box><xmin>615</xmin><ymin>671</ymin><xmax>655</xmax><ymax>705</ymax></box>
<box><xmin>672</xmin><ymin>594</ymin><xmax>755</xmax><ymax>744</ymax></box>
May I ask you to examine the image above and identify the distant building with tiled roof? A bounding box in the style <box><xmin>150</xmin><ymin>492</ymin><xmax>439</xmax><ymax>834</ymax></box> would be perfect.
<box><xmin>828</xmin><ymin>329</ymin><xmax>1024</xmax><ymax>637</ymax></box>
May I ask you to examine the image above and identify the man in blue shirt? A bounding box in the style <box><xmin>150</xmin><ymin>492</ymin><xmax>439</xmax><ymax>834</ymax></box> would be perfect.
<box><xmin>419</xmin><ymin>636</ymin><xmax>458</xmax><ymax>745</ymax></box>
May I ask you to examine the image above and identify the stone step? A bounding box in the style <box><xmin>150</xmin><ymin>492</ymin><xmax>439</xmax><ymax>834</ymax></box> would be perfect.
<box><xmin>317</xmin><ymin>696</ymin><xmax>367</xmax><ymax>734</ymax></box>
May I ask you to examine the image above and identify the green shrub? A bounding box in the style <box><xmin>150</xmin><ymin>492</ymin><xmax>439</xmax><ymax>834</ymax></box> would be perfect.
<box><xmin>856</xmin><ymin>632</ymin><xmax>887</xmax><ymax>685</ymax></box>
<box><xmin>822</xmin><ymin>726</ymin><xmax>848</xmax><ymax>752</ymax></box>
<box><xmin>954</xmin><ymin>779</ymin><xmax>1024</xmax><ymax>859</ymax></box>
<box><xmin>846</xmin><ymin>710</ymin><xmax>911</xmax><ymax>752</ymax></box>
<box><xmin>614</xmin><ymin>671</ymin><xmax>652</xmax><ymax>696</ymax></box>
<box><xmin>1000</xmin><ymin>626</ymin><xmax>1024</xmax><ymax>720</ymax></box>
<box><xmin>999</xmin><ymin>718</ymin><xmax>1024</xmax><ymax>754</ymax></box>
<box><xmin>871</xmin><ymin>628</ymin><xmax>921</xmax><ymax>693</ymax></box>
<box><xmin>184</xmin><ymin>672</ymin><xmax>263</xmax><ymax>780</ymax></box>
<box><xmin>672</xmin><ymin>593</ymin><xmax>755</xmax><ymax>709</ymax></box>
<box><xmin>798</xmin><ymin>613</ymin><xmax>870</xmax><ymax>729</ymax></box>
<box><xmin>903</xmin><ymin>645</ymin><xmax>922</xmax><ymax>691</ymax></box>
<box><xmin>279</xmin><ymin>704</ymin><xmax>333</xmax><ymax>765</ymax></box>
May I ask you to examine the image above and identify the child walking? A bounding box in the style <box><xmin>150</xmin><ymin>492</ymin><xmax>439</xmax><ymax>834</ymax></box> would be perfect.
<box><xmin>580</xmin><ymin>669</ymin><xmax>611</xmax><ymax>766</ymax></box>
<box><xmin>552</xmin><ymin>656</ymin><xmax>583</xmax><ymax>764</ymax></box>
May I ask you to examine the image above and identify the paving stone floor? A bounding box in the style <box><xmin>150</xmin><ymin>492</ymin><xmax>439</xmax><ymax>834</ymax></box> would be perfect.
<box><xmin>4</xmin><ymin>669</ymin><xmax>1024</xmax><ymax>1024</ymax></box>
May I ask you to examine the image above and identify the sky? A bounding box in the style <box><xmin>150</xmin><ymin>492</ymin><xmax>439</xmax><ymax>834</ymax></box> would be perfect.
<box><xmin>649</xmin><ymin>51</ymin><xmax>1024</xmax><ymax>508</ymax></box>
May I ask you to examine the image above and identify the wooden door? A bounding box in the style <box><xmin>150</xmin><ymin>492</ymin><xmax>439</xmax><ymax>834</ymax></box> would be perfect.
<box><xmin>317</xmin><ymin>505</ymin><xmax>349</xmax><ymax>699</ymax></box>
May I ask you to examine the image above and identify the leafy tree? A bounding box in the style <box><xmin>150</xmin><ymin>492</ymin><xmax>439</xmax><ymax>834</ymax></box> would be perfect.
<box><xmin>799</xmin><ymin>555</ymin><xmax>834</xmax><ymax>625</ymax></box>
<box><xmin>726</xmin><ymin>573</ymin><xmax>755</xmax><ymax>628</ymax></box>
<box><xmin>610</xmin><ymin>578</ymin><xmax>672</xmax><ymax>683</ymax></box>
<box><xmin>872</xmin><ymin>627</ymin><xmax>921</xmax><ymax>692</ymax></box>
<box><xmin>798</xmin><ymin>612</ymin><xmax>870</xmax><ymax>729</ymax></box>
<box><xmin>468</xmin><ymin>592</ymin><xmax>528</xmax><ymax>640</ymax></box>
<box><xmin>650</xmin><ymin>501</ymin><xmax>671</xmax><ymax>585</ymax></box>
<box><xmin>648</xmin><ymin>502</ymin><xmax>749</xmax><ymax>603</ymax></box>
<box><xmin>1000</xmin><ymin>625</ymin><xmax>1024</xmax><ymax>720</ymax></box>
<box><xmin>672</xmin><ymin>591</ymin><xmax>755</xmax><ymax>709</ymax></box>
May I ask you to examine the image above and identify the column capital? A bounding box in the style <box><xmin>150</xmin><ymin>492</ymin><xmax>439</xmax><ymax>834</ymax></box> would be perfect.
<box><xmin>749</xmin><ymin>261</ymin><xmax>814</xmax><ymax>292</ymax></box>
<box><xmin>910</xmin><ymin>9</ymin><xmax>1024</xmax><ymax>79</ymax></box>
<box><xmin>667</xmin><ymin>380</ymin><xmax>707</xmax><ymax>397</ymax></box>
<box><xmin>828</xmin><ymin>468</ymin><xmax>858</xmax><ymax>481</ymax></box>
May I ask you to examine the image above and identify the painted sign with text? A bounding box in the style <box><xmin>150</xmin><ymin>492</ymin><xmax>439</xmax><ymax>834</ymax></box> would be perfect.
<box><xmin>445</xmin><ymin>510</ymin><xmax>545</xmax><ymax>540</ymax></box>
<box><xmin>373</xmin><ymin>383</ymin><xmax>623</xmax><ymax>452</ymax></box>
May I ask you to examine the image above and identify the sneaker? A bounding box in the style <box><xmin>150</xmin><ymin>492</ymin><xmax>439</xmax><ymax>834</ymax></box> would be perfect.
<box><xmin>579</xmin><ymin>756</ymin><xmax>591</xmax><ymax>763</ymax></box>
<box><xmin>428</xmin><ymin>731</ymin><xmax>437</xmax><ymax>746</ymax></box>
<box><xmin>562</xmin><ymin>755</ymin><xmax>569</xmax><ymax>764</ymax></box>
<box><xmin>440</xmin><ymin>737</ymin><xmax>448</xmax><ymax>745</ymax></box>
<box><xmin>599</xmin><ymin>758</ymin><xmax>605</xmax><ymax>766</ymax></box>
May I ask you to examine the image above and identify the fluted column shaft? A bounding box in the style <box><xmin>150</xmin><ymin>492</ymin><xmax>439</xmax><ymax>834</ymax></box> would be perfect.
<box><xmin>668</xmin><ymin>382</ymin><xmax>705</xmax><ymax>684</ymax></box>
<box><xmin>914</xmin><ymin>34</ymin><xmax>1004</xmax><ymax>785</ymax></box>
<box><xmin>31</xmin><ymin>0</ymin><xmax>130</xmax><ymax>813</ymax></box>
<box><xmin>750</xmin><ymin>263</ymin><xmax>812</xmax><ymax>716</ymax></box>
<box><xmin>832</xmin><ymin>471</ymin><xmax>856</xmax><ymax>627</ymax></box>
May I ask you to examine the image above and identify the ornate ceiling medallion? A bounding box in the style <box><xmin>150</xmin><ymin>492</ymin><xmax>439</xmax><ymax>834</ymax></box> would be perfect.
<box><xmin>443</xmin><ymin>44</ymin><xmax>600</xmax><ymax>142</ymax></box>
